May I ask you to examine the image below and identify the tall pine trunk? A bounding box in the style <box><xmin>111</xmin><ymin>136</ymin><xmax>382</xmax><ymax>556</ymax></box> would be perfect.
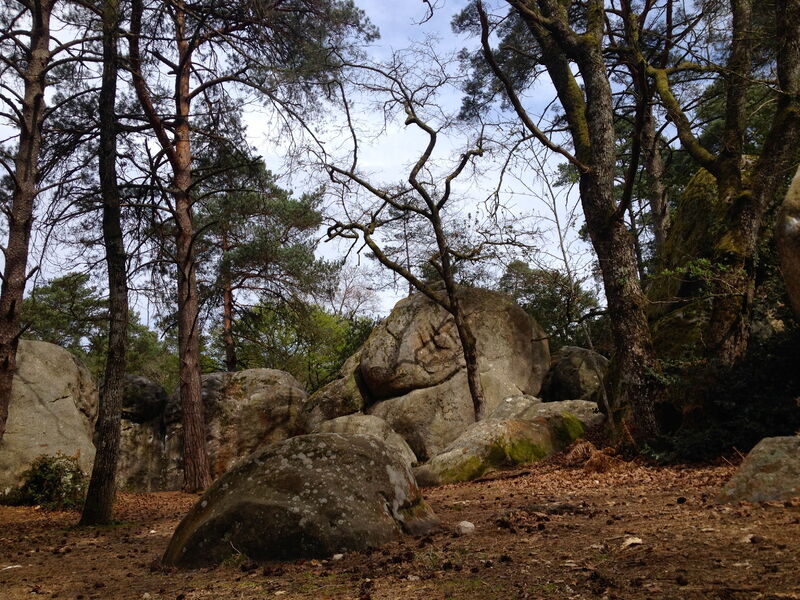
<box><xmin>0</xmin><ymin>0</ymin><xmax>54</xmax><ymax>441</ymax></box>
<box><xmin>129</xmin><ymin>0</ymin><xmax>212</xmax><ymax>492</ymax></box>
<box><xmin>173</xmin><ymin>4</ymin><xmax>211</xmax><ymax>492</ymax></box>
<box><xmin>81</xmin><ymin>0</ymin><xmax>128</xmax><ymax>525</ymax></box>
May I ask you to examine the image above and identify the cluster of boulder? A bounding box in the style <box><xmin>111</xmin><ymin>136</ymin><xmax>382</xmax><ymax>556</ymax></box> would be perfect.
<box><xmin>6</xmin><ymin>287</ymin><xmax>792</xmax><ymax>568</ymax></box>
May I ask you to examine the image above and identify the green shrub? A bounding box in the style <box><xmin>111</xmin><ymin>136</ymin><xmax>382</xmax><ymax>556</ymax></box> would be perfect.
<box><xmin>1</xmin><ymin>454</ymin><xmax>87</xmax><ymax>510</ymax></box>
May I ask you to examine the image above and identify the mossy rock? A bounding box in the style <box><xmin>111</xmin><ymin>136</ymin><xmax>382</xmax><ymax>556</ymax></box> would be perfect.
<box><xmin>414</xmin><ymin>412</ymin><xmax>585</xmax><ymax>487</ymax></box>
<box><xmin>647</xmin><ymin>169</ymin><xmax>724</xmax><ymax>320</ymax></box>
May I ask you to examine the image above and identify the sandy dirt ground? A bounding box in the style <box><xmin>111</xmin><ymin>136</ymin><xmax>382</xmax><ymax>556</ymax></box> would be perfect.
<box><xmin>1</xmin><ymin>455</ymin><xmax>799</xmax><ymax>600</ymax></box>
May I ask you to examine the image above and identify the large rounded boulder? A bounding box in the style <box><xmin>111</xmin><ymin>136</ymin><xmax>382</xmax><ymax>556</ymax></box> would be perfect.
<box><xmin>717</xmin><ymin>437</ymin><xmax>800</xmax><ymax>503</ymax></box>
<box><xmin>0</xmin><ymin>340</ymin><xmax>98</xmax><ymax>495</ymax></box>
<box><xmin>313</xmin><ymin>414</ymin><xmax>417</xmax><ymax>468</ymax></box>
<box><xmin>162</xmin><ymin>433</ymin><xmax>439</xmax><ymax>568</ymax></box>
<box><xmin>413</xmin><ymin>396</ymin><xmax>599</xmax><ymax>487</ymax></box>
<box><xmin>164</xmin><ymin>369</ymin><xmax>308</xmax><ymax>489</ymax></box>
<box><xmin>302</xmin><ymin>288</ymin><xmax>550</xmax><ymax>461</ymax></box>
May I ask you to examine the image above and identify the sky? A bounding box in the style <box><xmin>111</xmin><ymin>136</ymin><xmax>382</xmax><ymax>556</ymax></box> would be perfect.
<box><xmin>238</xmin><ymin>1</ymin><xmax>595</xmax><ymax>315</ymax></box>
<box><xmin>1</xmin><ymin>0</ymin><xmax>595</xmax><ymax>324</ymax></box>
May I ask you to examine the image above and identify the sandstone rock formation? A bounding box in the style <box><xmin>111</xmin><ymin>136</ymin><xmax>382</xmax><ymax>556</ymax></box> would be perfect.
<box><xmin>414</xmin><ymin>396</ymin><xmax>601</xmax><ymax>487</ymax></box>
<box><xmin>116</xmin><ymin>375</ymin><xmax>168</xmax><ymax>491</ymax></box>
<box><xmin>717</xmin><ymin>436</ymin><xmax>800</xmax><ymax>503</ymax></box>
<box><xmin>164</xmin><ymin>369</ymin><xmax>307</xmax><ymax>489</ymax></box>
<box><xmin>162</xmin><ymin>433</ymin><xmax>439</xmax><ymax>568</ymax></box>
<box><xmin>300</xmin><ymin>289</ymin><xmax>550</xmax><ymax>461</ymax></box>
<box><xmin>0</xmin><ymin>340</ymin><xmax>98</xmax><ymax>494</ymax></box>
<box><xmin>541</xmin><ymin>347</ymin><xmax>609</xmax><ymax>404</ymax></box>
<box><xmin>312</xmin><ymin>414</ymin><xmax>417</xmax><ymax>468</ymax></box>
<box><xmin>115</xmin><ymin>368</ymin><xmax>308</xmax><ymax>491</ymax></box>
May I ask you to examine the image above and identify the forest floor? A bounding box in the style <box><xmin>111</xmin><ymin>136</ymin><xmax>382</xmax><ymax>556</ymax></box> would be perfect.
<box><xmin>1</xmin><ymin>451</ymin><xmax>799</xmax><ymax>600</ymax></box>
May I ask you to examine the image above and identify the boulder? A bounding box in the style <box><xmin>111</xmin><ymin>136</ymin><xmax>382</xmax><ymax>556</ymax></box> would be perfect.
<box><xmin>117</xmin><ymin>375</ymin><xmax>169</xmax><ymax>492</ymax></box>
<box><xmin>313</xmin><ymin>414</ymin><xmax>417</xmax><ymax>468</ymax></box>
<box><xmin>0</xmin><ymin>340</ymin><xmax>98</xmax><ymax>495</ymax></box>
<box><xmin>162</xmin><ymin>433</ymin><xmax>439</xmax><ymax>568</ymax></box>
<box><xmin>414</xmin><ymin>409</ymin><xmax>586</xmax><ymax>487</ymax></box>
<box><xmin>118</xmin><ymin>418</ymin><xmax>166</xmax><ymax>492</ymax></box>
<box><xmin>541</xmin><ymin>347</ymin><xmax>609</xmax><ymax>404</ymax></box>
<box><xmin>368</xmin><ymin>370</ymin><xmax>475</xmax><ymax>461</ymax></box>
<box><xmin>303</xmin><ymin>289</ymin><xmax>549</xmax><ymax>461</ymax></box>
<box><xmin>298</xmin><ymin>352</ymin><xmax>365</xmax><ymax>433</ymax></box>
<box><xmin>489</xmin><ymin>395</ymin><xmax>604</xmax><ymax>429</ymax></box>
<box><xmin>359</xmin><ymin>289</ymin><xmax>549</xmax><ymax>403</ymax></box>
<box><xmin>717</xmin><ymin>437</ymin><xmax>800</xmax><ymax>503</ymax></box>
<box><xmin>164</xmin><ymin>369</ymin><xmax>308</xmax><ymax>489</ymax></box>
<box><xmin>122</xmin><ymin>374</ymin><xmax>168</xmax><ymax>423</ymax></box>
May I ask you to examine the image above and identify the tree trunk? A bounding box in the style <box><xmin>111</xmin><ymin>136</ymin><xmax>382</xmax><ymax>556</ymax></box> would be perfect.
<box><xmin>641</xmin><ymin>110</ymin><xmax>670</xmax><ymax>250</ymax></box>
<box><xmin>128</xmin><ymin>0</ymin><xmax>212</xmax><ymax>490</ymax></box>
<box><xmin>432</xmin><ymin>206</ymin><xmax>485</xmax><ymax>421</ymax></box>
<box><xmin>80</xmin><ymin>0</ymin><xmax>127</xmax><ymax>526</ymax></box>
<box><xmin>574</xmin><ymin>30</ymin><xmax>663</xmax><ymax>442</ymax></box>
<box><xmin>221</xmin><ymin>234</ymin><xmax>237</xmax><ymax>372</ymax></box>
<box><xmin>174</xmin><ymin>3</ymin><xmax>212</xmax><ymax>492</ymax></box>
<box><xmin>451</xmin><ymin>303</ymin><xmax>485</xmax><ymax>421</ymax></box>
<box><xmin>705</xmin><ymin>0</ymin><xmax>800</xmax><ymax>364</ymax></box>
<box><xmin>778</xmin><ymin>166</ymin><xmax>800</xmax><ymax>318</ymax></box>
<box><xmin>585</xmin><ymin>181</ymin><xmax>662</xmax><ymax>440</ymax></box>
<box><xmin>175</xmin><ymin>190</ymin><xmax>211</xmax><ymax>491</ymax></box>
<box><xmin>0</xmin><ymin>0</ymin><xmax>54</xmax><ymax>441</ymax></box>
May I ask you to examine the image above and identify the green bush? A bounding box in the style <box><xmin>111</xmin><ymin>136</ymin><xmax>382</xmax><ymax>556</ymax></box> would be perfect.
<box><xmin>1</xmin><ymin>454</ymin><xmax>87</xmax><ymax>510</ymax></box>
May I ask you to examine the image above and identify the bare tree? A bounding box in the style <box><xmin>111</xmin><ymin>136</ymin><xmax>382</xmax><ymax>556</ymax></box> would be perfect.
<box><xmin>325</xmin><ymin>51</ymin><xmax>526</xmax><ymax>421</ymax></box>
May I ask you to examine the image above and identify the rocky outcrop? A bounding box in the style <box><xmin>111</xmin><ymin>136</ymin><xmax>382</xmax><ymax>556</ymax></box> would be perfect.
<box><xmin>0</xmin><ymin>340</ymin><xmax>98</xmax><ymax>495</ymax></box>
<box><xmin>489</xmin><ymin>395</ymin><xmax>604</xmax><ymax>428</ymax></box>
<box><xmin>162</xmin><ymin>433</ymin><xmax>439</xmax><ymax>568</ymax></box>
<box><xmin>717</xmin><ymin>437</ymin><xmax>800</xmax><ymax>503</ymax></box>
<box><xmin>115</xmin><ymin>369</ymin><xmax>308</xmax><ymax>491</ymax></box>
<box><xmin>414</xmin><ymin>397</ymin><xmax>599</xmax><ymax>487</ymax></box>
<box><xmin>300</xmin><ymin>289</ymin><xmax>550</xmax><ymax>461</ymax></box>
<box><xmin>313</xmin><ymin>414</ymin><xmax>417</xmax><ymax>468</ymax></box>
<box><xmin>164</xmin><ymin>369</ymin><xmax>308</xmax><ymax>489</ymax></box>
<box><xmin>299</xmin><ymin>353</ymin><xmax>365</xmax><ymax>433</ymax></box>
<box><xmin>541</xmin><ymin>347</ymin><xmax>608</xmax><ymax>404</ymax></box>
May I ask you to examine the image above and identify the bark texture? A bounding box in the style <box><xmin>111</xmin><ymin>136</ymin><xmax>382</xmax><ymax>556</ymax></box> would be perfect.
<box><xmin>129</xmin><ymin>0</ymin><xmax>211</xmax><ymax>491</ymax></box>
<box><xmin>486</xmin><ymin>0</ymin><xmax>664</xmax><ymax>440</ymax></box>
<box><xmin>81</xmin><ymin>0</ymin><xmax>128</xmax><ymax>525</ymax></box>
<box><xmin>0</xmin><ymin>0</ymin><xmax>54</xmax><ymax>441</ymax></box>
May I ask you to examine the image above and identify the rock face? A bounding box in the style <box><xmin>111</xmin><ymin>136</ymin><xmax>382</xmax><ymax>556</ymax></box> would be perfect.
<box><xmin>115</xmin><ymin>375</ymin><xmax>168</xmax><ymax>492</ymax></box>
<box><xmin>717</xmin><ymin>437</ymin><xmax>800</xmax><ymax>503</ymax></box>
<box><xmin>414</xmin><ymin>397</ymin><xmax>599</xmax><ymax>487</ymax></box>
<box><xmin>313</xmin><ymin>414</ymin><xmax>417</xmax><ymax>468</ymax></box>
<box><xmin>541</xmin><ymin>347</ymin><xmax>609</xmax><ymax>404</ymax></box>
<box><xmin>489</xmin><ymin>395</ymin><xmax>604</xmax><ymax>428</ymax></box>
<box><xmin>115</xmin><ymin>369</ymin><xmax>308</xmax><ymax>491</ymax></box>
<box><xmin>164</xmin><ymin>369</ymin><xmax>308</xmax><ymax>489</ymax></box>
<box><xmin>0</xmin><ymin>340</ymin><xmax>98</xmax><ymax>495</ymax></box>
<box><xmin>299</xmin><ymin>353</ymin><xmax>366</xmax><ymax>433</ymax></box>
<box><xmin>301</xmin><ymin>289</ymin><xmax>550</xmax><ymax>461</ymax></box>
<box><xmin>162</xmin><ymin>433</ymin><xmax>439</xmax><ymax>568</ymax></box>
<box><xmin>122</xmin><ymin>374</ymin><xmax>168</xmax><ymax>423</ymax></box>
